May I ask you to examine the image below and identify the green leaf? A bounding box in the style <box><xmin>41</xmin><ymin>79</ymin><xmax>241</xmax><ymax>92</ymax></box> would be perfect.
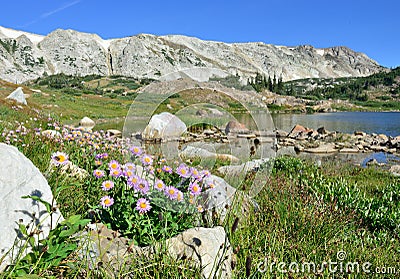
<box><xmin>22</xmin><ymin>195</ymin><xmax>52</xmax><ymax>213</ymax></box>
<box><xmin>18</xmin><ymin>223</ymin><xmax>28</xmax><ymax>236</ymax></box>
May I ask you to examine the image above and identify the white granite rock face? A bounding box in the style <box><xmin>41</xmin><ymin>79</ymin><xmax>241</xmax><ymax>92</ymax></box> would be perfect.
<box><xmin>142</xmin><ymin>112</ymin><xmax>187</xmax><ymax>140</ymax></box>
<box><xmin>0</xmin><ymin>143</ymin><xmax>63</xmax><ymax>271</ymax></box>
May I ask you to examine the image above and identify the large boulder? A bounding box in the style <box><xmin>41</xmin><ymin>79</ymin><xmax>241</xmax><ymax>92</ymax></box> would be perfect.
<box><xmin>0</xmin><ymin>144</ymin><xmax>63</xmax><ymax>271</ymax></box>
<box><xmin>225</xmin><ymin>121</ymin><xmax>249</xmax><ymax>135</ymax></box>
<box><xmin>288</xmin><ymin>124</ymin><xmax>312</xmax><ymax>138</ymax></box>
<box><xmin>79</xmin><ymin>117</ymin><xmax>95</xmax><ymax>129</ymax></box>
<box><xmin>142</xmin><ymin>112</ymin><xmax>187</xmax><ymax>140</ymax></box>
<box><xmin>5</xmin><ymin>87</ymin><xmax>27</xmax><ymax>105</ymax></box>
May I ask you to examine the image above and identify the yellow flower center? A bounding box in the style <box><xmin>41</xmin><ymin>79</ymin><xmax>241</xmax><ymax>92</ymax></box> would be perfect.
<box><xmin>104</xmin><ymin>199</ymin><xmax>111</xmax><ymax>205</ymax></box>
<box><xmin>181</xmin><ymin>169</ymin><xmax>186</xmax><ymax>174</ymax></box>
<box><xmin>134</xmin><ymin>147</ymin><xmax>139</xmax><ymax>153</ymax></box>
<box><xmin>57</xmin><ymin>155</ymin><xmax>66</xmax><ymax>163</ymax></box>
<box><xmin>140</xmin><ymin>202</ymin><xmax>147</xmax><ymax>209</ymax></box>
<box><xmin>193</xmin><ymin>186</ymin><xmax>199</xmax><ymax>192</ymax></box>
<box><xmin>169</xmin><ymin>189</ymin><xmax>175</xmax><ymax>195</ymax></box>
<box><xmin>145</xmin><ymin>157</ymin><xmax>151</xmax><ymax>163</ymax></box>
<box><xmin>111</xmin><ymin>163</ymin><xmax>117</xmax><ymax>169</ymax></box>
<box><xmin>139</xmin><ymin>184</ymin><xmax>144</xmax><ymax>189</ymax></box>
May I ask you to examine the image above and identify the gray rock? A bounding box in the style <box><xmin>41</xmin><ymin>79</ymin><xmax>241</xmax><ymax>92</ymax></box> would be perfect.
<box><xmin>142</xmin><ymin>112</ymin><xmax>186</xmax><ymax>140</ymax></box>
<box><xmin>339</xmin><ymin>147</ymin><xmax>360</xmax><ymax>153</ymax></box>
<box><xmin>275</xmin><ymin>129</ymin><xmax>288</xmax><ymax>138</ymax></box>
<box><xmin>389</xmin><ymin>165</ymin><xmax>400</xmax><ymax>176</ymax></box>
<box><xmin>317</xmin><ymin>126</ymin><xmax>328</xmax><ymax>135</ymax></box>
<box><xmin>164</xmin><ymin>226</ymin><xmax>233</xmax><ymax>279</ymax></box>
<box><xmin>217</xmin><ymin>158</ymin><xmax>270</xmax><ymax>178</ymax></box>
<box><xmin>179</xmin><ymin>145</ymin><xmax>239</xmax><ymax>163</ymax></box>
<box><xmin>304</xmin><ymin>143</ymin><xmax>337</xmax><ymax>154</ymax></box>
<box><xmin>225</xmin><ymin>121</ymin><xmax>249</xmax><ymax>135</ymax></box>
<box><xmin>0</xmin><ymin>143</ymin><xmax>63</xmax><ymax>271</ymax></box>
<box><xmin>5</xmin><ymin>87</ymin><xmax>27</xmax><ymax>105</ymax></box>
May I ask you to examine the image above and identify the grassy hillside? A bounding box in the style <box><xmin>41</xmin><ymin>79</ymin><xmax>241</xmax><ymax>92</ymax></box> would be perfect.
<box><xmin>282</xmin><ymin>67</ymin><xmax>400</xmax><ymax>109</ymax></box>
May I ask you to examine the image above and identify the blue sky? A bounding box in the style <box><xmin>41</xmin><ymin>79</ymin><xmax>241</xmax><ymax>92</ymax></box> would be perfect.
<box><xmin>1</xmin><ymin>0</ymin><xmax>399</xmax><ymax>67</ymax></box>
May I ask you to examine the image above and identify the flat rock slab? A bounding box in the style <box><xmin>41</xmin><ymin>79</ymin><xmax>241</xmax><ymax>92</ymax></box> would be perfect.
<box><xmin>339</xmin><ymin>148</ymin><xmax>360</xmax><ymax>153</ymax></box>
<box><xmin>304</xmin><ymin>143</ymin><xmax>337</xmax><ymax>154</ymax></box>
<box><xmin>0</xmin><ymin>143</ymin><xmax>63</xmax><ymax>271</ymax></box>
<box><xmin>180</xmin><ymin>145</ymin><xmax>239</xmax><ymax>163</ymax></box>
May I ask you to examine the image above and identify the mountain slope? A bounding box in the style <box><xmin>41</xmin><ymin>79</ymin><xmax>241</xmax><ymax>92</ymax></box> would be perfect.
<box><xmin>0</xmin><ymin>26</ymin><xmax>384</xmax><ymax>83</ymax></box>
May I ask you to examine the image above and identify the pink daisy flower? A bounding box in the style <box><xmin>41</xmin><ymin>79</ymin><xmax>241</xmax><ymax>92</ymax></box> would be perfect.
<box><xmin>108</xmin><ymin>160</ymin><xmax>121</xmax><ymax>171</ymax></box>
<box><xmin>200</xmin><ymin>170</ymin><xmax>211</xmax><ymax>178</ymax></box>
<box><xmin>164</xmin><ymin>186</ymin><xmax>179</xmax><ymax>200</ymax></box>
<box><xmin>189</xmin><ymin>181</ymin><xmax>202</xmax><ymax>196</ymax></box>
<box><xmin>134</xmin><ymin>179</ymin><xmax>150</xmax><ymax>195</ymax></box>
<box><xmin>93</xmin><ymin>169</ymin><xmax>105</xmax><ymax>178</ymax></box>
<box><xmin>124</xmin><ymin>169</ymin><xmax>135</xmax><ymax>178</ymax></box>
<box><xmin>141</xmin><ymin>154</ymin><xmax>153</xmax><ymax>165</ymax></box>
<box><xmin>135</xmin><ymin>198</ymin><xmax>151</xmax><ymax>214</ymax></box>
<box><xmin>154</xmin><ymin>179</ymin><xmax>165</xmax><ymax>191</ymax></box>
<box><xmin>110</xmin><ymin>168</ymin><xmax>122</xmax><ymax>178</ymax></box>
<box><xmin>124</xmin><ymin>162</ymin><xmax>136</xmax><ymax>171</ymax></box>
<box><xmin>190</xmin><ymin>167</ymin><xmax>201</xmax><ymax>180</ymax></box>
<box><xmin>162</xmin><ymin>165</ymin><xmax>173</xmax><ymax>173</ymax></box>
<box><xmin>130</xmin><ymin>146</ymin><xmax>143</xmax><ymax>156</ymax></box>
<box><xmin>176</xmin><ymin>163</ymin><xmax>190</xmax><ymax>178</ymax></box>
<box><xmin>101</xmin><ymin>180</ymin><xmax>115</xmax><ymax>191</ymax></box>
<box><xmin>51</xmin><ymin>151</ymin><xmax>69</xmax><ymax>166</ymax></box>
<box><xmin>100</xmin><ymin>196</ymin><xmax>114</xmax><ymax>208</ymax></box>
<box><xmin>127</xmin><ymin>175</ymin><xmax>141</xmax><ymax>188</ymax></box>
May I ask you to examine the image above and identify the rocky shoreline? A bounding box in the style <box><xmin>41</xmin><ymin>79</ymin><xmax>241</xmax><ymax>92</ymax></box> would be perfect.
<box><xmin>276</xmin><ymin>124</ymin><xmax>400</xmax><ymax>155</ymax></box>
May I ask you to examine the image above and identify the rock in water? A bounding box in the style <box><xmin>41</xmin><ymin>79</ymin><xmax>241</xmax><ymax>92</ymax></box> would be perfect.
<box><xmin>5</xmin><ymin>87</ymin><xmax>27</xmax><ymax>105</ymax></box>
<box><xmin>225</xmin><ymin>121</ymin><xmax>249</xmax><ymax>135</ymax></box>
<box><xmin>0</xmin><ymin>143</ymin><xmax>63</xmax><ymax>271</ymax></box>
<box><xmin>142</xmin><ymin>112</ymin><xmax>186</xmax><ymax>140</ymax></box>
<box><xmin>288</xmin><ymin>124</ymin><xmax>311</xmax><ymax>138</ymax></box>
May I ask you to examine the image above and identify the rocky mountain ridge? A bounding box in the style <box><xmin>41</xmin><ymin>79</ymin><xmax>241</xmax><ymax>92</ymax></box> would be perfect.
<box><xmin>0</xmin><ymin>26</ymin><xmax>384</xmax><ymax>83</ymax></box>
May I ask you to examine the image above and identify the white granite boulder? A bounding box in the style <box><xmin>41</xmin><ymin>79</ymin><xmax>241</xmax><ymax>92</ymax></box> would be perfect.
<box><xmin>79</xmin><ymin>117</ymin><xmax>95</xmax><ymax>130</ymax></box>
<box><xmin>6</xmin><ymin>87</ymin><xmax>27</xmax><ymax>105</ymax></box>
<box><xmin>142</xmin><ymin>112</ymin><xmax>186</xmax><ymax>140</ymax></box>
<box><xmin>0</xmin><ymin>143</ymin><xmax>63</xmax><ymax>271</ymax></box>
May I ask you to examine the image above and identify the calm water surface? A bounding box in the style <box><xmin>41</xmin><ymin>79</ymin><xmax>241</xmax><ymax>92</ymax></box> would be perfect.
<box><xmin>234</xmin><ymin>112</ymin><xmax>400</xmax><ymax>137</ymax></box>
